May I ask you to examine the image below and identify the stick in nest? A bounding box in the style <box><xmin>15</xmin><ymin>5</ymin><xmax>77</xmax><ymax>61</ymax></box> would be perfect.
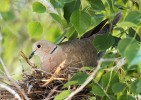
<box><xmin>20</xmin><ymin>51</ymin><xmax>36</xmax><ymax>68</ymax></box>
<box><xmin>41</xmin><ymin>60</ymin><xmax>66</xmax><ymax>87</ymax></box>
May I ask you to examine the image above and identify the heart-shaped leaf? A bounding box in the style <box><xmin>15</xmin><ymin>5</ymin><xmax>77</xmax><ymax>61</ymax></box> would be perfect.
<box><xmin>70</xmin><ymin>10</ymin><xmax>91</xmax><ymax>35</ymax></box>
<box><xmin>28</xmin><ymin>22</ymin><xmax>43</xmax><ymax>39</ymax></box>
<box><xmin>93</xmin><ymin>33</ymin><xmax>115</xmax><ymax>51</ymax></box>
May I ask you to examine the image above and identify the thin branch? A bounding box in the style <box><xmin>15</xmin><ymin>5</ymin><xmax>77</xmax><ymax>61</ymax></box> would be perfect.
<box><xmin>44</xmin><ymin>86</ymin><xmax>58</xmax><ymax>100</ymax></box>
<box><xmin>20</xmin><ymin>51</ymin><xmax>36</xmax><ymax>68</ymax></box>
<box><xmin>0</xmin><ymin>83</ymin><xmax>22</xmax><ymax>100</ymax></box>
<box><xmin>38</xmin><ymin>0</ymin><xmax>58</xmax><ymax>14</ymax></box>
<box><xmin>0</xmin><ymin>57</ymin><xmax>30</xmax><ymax>100</ymax></box>
<box><xmin>105</xmin><ymin>58</ymin><xmax>125</xmax><ymax>92</ymax></box>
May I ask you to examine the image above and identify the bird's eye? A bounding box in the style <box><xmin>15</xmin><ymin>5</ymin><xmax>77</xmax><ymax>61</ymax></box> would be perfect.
<box><xmin>37</xmin><ymin>44</ymin><xmax>41</xmax><ymax>48</ymax></box>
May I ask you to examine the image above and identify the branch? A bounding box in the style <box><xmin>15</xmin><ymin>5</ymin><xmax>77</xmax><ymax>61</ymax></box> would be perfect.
<box><xmin>0</xmin><ymin>57</ymin><xmax>30</xmax><ymax>100</ymax></box>
<box><xmin>20</xmin><ymin>51</ymin><xmax>36</xmax><ymax>68</ymax></box>
<box><xmin>38</xmin><ymin>0</ymin><xmax>58</xmax><ymax>14</ymax></box>
<box><xmin>0</xmin><ymin>83</ymin><xmax>22</xmax><ymax>100</ymax></box>
<box><xmin>65</xmin><ymin>58</ymin><xmax>125</xmax><ymax>100</ymax></box>
<box><xmin>44</xmin><ymin>86</ymin><xmax>58</xmax><ymax>100</ymax></box>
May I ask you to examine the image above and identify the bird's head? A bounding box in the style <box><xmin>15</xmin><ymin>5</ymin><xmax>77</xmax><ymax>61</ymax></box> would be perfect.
<box><xmin>29</xmin><ymin>40</ymin><xmax>57</xmax><ymax>59</ymax></box>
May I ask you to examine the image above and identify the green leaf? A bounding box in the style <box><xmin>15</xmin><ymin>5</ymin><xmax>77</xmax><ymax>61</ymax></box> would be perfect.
<box><xmin>28</xmin><ymin>22</ymin><xmax>43</xmax><ymax>39</ymax></box>
<box><xmin>65</xmin><ymin>27</ymin><xmax>75</xmax><ymax>38</ymax></box>
<box><xmin>63</xmin><ymin>81</ymin><xmax>77</xmax><ymax>88</ymax></box>
<box><xmin>91</xmin><ymin>83</ymin><xmax>105</xmax><ymax>96</ymax></box>
<box><xmin>125</xmin><ymin>11</ymin><xmax>141</xmax><ymax>24</ymax></box>
<box><xmin>101</xmin><ymin>53</ymin><xmax>115</xmax><ymax>68</ymax></box>
<box><xmin>112</xmin><ymin>82</ymin><xmax>126</xmax><ymax>93</ymax></box>
<box><xmin>71</xmin><ymin>72</ymin><xmax>89</xmax><ymax>85</ymax></box>
<box><xmin>91</xmin><ymin>14</ymin><xmax>104</xmax><ymax>26</ymax></box>
<box><xmin>54</xmin><ymin>90</ymin><xmax>71</xmax><ymax>100</ymax></box>
<box><xmin>128</xmin><ymin>27</ymin><xmax>140</xmax><ymax>41</ymax></box>
<box><xmin>124</xmin><ymin>41</ymin><xmax>140</xmax><ymax>66</ymax></box>
<box><xmin>1</xmin><ymin>10</ymin><xmax>15</xmax><ymax>21</ymax></box>
<box><xmin>54</xmin><ymin>31</ymin><xmax>66</xmax><ymax>44</ymax></box>
<box><xmin>118</xmin><ymin>38</ymin><xmax>141</xmax><ymax>66</ymax></box>
<box><xmin>61</xmin><ymin>0</ymin><xmax>74</xmax><ymax>3</ymax></box>
<box><xmin>102</xmin><ymin>71</ymin><xmax>119</xmax><ymax>88</ymax></box>
<box><xmin>93</xmin><ymin>33</ymin><xmax>115</xmax><ymax>51</ymax></box>
<box><xmin>122</xmin><ymin>0</ymin><xmax>128</xmax><ymax>4</ymax></box>
<box><xmin>63</xmin><ymin>0</ymin><xmax>80</xmax><ymax>22</ymax></box>
<box><xmin>130</xmin><ymin>79</ymin><xmax>141</xmax><ymax>94</ymax></box>
<box><xmin>106</xmin><ymin>0</ymin><xmax>114</xmax><ymax>12</ymax></box>
<box><xmin>117</xmin><ymin>38</ymin><xmax>139</xmax><ymax>56</ymax></box>
<box><xmin>119</xmin><ymin>95</ymin><xmax>135</xmax><ymax>100</ymax></box>
<box><xmin>0</xmin><ymin>0</ymin><xmax>10</xmax><ymax>12</ymax></box>
<box><xmin>50</xmin><ymin>13</ymin><xmax>62</xmax><ymax>24</ymax></box>
<box><xmin>117</xmin><ymin>22</ymin><xmax>137</xmax><ymax>27</ymax></box>
<box><xmin>32</xmin><ymin>2</ymin><xmax>46</xmax><ymax>13</ymax></box>
<box><xmin>130</xmin><ymin>79</ymin><xmax>139</xmax><ymax>94</ymax></box>
<box><xmin>114</xmin><ymin>4</ymin><xmax>125</xmax><ymax>9</ymax></box>
<box><xmin>112</xmin><ymin>36</ymin><xmax>121</xmax><ymax>47</ymax></box>
<box><xmin>50</xmin><ymin>0</ymin><xmax>64</xmax><ymax>8</ymax></box>
<box><xmin>68</xmin><ymin>31</ymin><xmax>78</xmax><ymax>40</ymax></box>
<box><xmin>80</xmin><ymin>66</ymin><xmax>94</xmax><ymax>71</ymax></box>
<box><xmin>136</xmin><ymin>79</ymin><xmax>141</xmax><ymax>93</ymax></box>
<box><xmin>50</xmin><ymin>0</ymin><xmax>74</xmax><ymax>8</ymax></box>
<box><xmin>87</xmin><ymin>0</ymin><xmax>105</xmax><ymax>10</ymax></box>
<box><xmin>118</xmin><ymin>38</ymin><xmax>132</xmax><ymax>56</ymax></box>
<box><xmin>89</xmin><ymin>97</ymin><xmax>96</xmax><ymax>100</ymax></box>
<box><xmin>70</xmin><ymin>10</ymin><xmax>91</xmax><ymax>35</ymax></box>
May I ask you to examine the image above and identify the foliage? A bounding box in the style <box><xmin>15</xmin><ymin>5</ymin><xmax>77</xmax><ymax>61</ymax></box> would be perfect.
<box><xmin>1</xmin><ymin>0</ymin><xmax>141</xmax><ymax>99</ymax></box>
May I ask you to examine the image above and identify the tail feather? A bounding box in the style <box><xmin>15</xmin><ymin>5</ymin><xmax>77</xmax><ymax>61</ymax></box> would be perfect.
<box><xmin>80</xmin><ymin>11</ymin><xmax>122</xmax><ymax>39</ymax></box>
<box><xmin>80</xmin><ymin>18</ymin><xmax>108</xmax><ymax>39</ymax></box>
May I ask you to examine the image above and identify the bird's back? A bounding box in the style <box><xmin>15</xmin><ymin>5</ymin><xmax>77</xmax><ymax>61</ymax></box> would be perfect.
<box><xmin>60</xmin><ymin>38</ymin><xmax>97</xmax><ymax>71</ymax></box>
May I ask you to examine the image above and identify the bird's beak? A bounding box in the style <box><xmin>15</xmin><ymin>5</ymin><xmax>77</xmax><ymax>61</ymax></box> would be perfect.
<box><xmin>29</xmin><ymin>50</ymin><xmax>36</xmax><ymax>59</ymax></box>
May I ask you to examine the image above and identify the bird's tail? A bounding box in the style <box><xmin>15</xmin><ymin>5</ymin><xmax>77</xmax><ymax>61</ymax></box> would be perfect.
<box><xmin>80</xmin><ymin>11</ymin><xmax>122</xmax><ymax>39</ymax></box>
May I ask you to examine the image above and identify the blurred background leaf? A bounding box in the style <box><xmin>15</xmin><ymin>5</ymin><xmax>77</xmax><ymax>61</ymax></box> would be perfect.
<box><xmin>32</xmin><ymin>1</ymin><xmax>46</xmax><ymax>13</ymax></box>
<box><xmin>0</xmin><ymin>0</ymin><xmax>10</xmax><ymax>12</ymax></box>
<box><xmin>28</xmin><ymin>21</ymin><xmax>43</xmax><ymax>39</ymax></box>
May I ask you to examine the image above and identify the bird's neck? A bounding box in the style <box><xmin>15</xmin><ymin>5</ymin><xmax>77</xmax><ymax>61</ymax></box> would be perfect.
<box><xmin>40</xmin><ymin>45</ymin><xmax>65</xmax><ymax>61</ymax></box>
<box><xmin>49</xmin><ymin>45</ymin><xmax>64</xmax><ymax>56</ymax></box>
<box><xmin>49</xmin><ymin>45</ymin><xmax>58</xmax><ymax>54</ymax></box>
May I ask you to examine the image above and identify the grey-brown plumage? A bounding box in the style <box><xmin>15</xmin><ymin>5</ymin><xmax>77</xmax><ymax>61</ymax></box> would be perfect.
<box><xmin>30</xmin><ymin>12</ymin><xmax>122</xmax><ymax>73</ymax></box>
<box><xmin>60</xmin><ymin>37</ymin><xmax>97</xmax><ymax>69</ymax></box>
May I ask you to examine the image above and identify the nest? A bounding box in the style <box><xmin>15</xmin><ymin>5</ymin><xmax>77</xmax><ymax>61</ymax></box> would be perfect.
<box><xmin>20</xmin><ymin>69</ymin><xmax>91</xmax><ymax>99</ymax></box>
<box><xmin>0</xmin><ymin>68</ymin><xmax>91</xmax><ymax>100</ymax></box>
<box><xmin>0</xmin><ymin>52</ymin><xmax>92</xmax><ymax>100</ymax></box>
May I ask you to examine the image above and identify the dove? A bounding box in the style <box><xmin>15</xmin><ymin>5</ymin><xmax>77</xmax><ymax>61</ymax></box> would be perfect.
<box><xmin>29</xmin><ymin>12</ymin><xmax>122</xmax><ymax>73</ymax></box>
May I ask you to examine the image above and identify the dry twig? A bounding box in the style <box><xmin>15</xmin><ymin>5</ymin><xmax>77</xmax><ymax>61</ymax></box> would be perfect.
<box><xmin>20</xmin><ymin>51</ymin><xmax>36</xmax><ymax>68</ymax></box>
<box><xmin>44</xmin><ymin>86</ymin><xmax>58</xmax><ymax>100</ymax></box>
